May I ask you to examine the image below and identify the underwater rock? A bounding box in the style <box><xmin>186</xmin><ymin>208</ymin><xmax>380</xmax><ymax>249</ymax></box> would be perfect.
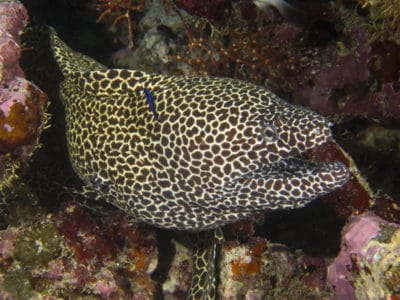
<box><xmin>0</xmin><ymin>0</ymin><xmax>48</xmax><ymax>190</ymax></box>
<box><xmin>55</xmin><ymin>202</ymin><xmax>115</xmax><ymax>267</ymax></box>
<box><xmin>308</xmin><ymin>140</ymin><xmax>400</xmax><ymax>223</ymax></box>
<box><xmin>291</xmin><ymin>24</ymin><xmax>370</xmax><ymax>117</ymax></box>
<box><xmin>0</xmin><ymin>202</ymin><xmax>159</xmax><ymax>298</ymax></box>
<box><xmin>338</xmin><ymin>81</ymin><xmax>400</xmax><ymax>123</ymax></box>
<box><xmin>357</xmin><ymin>123</ymin><xmax>400</xmax><ymax>161</ymax></box>
<box><xmin>112</xmin><ymin>0</ymin><xmax>184</xmax><ymax>73</ymax></box>
<box><xmin>174</xmin><ymin>0</ymin><xmax>231</xmax><ymax>23</ymax></box>
<box><xmin>218</xmin><ymin>237</ymin><xmax>331</xmax><ymax>298</ymax></box>
<box><xmin>328</xmin><ymin>212</ymin><xmax>400</xmax><ymax>299</ymax></box>
<box><xmin>307</xmin><ymin>141</ymin><xmax>372</xmax><ymax>219</ymax></box>
<box><xmin>139</xmin><ymin>0</ymin><xmax>184</xmax><ymax>36</ymax></box>
<box><xmin>55</xmin><ymin>203</ymin><xmax>159</xmax><ymax>297</ymax></box>
<box><xmin>162</xmin><ymin>239</ymin><xmax>192</xmax><ymax>298</ymax></box>
<box><xmin>371</xmin><ymin>193</ymin><xmax>400</xmax><ymax>224</ymax></box>
<box><xmin>113</xmin><ymin>27</ymin><xmax>178</xmax><ymax>73</ymax></box>
<box><xmin>0</xmin><ymin>77</ymin><xmax>47</xmax><ymax>154</ymax></box>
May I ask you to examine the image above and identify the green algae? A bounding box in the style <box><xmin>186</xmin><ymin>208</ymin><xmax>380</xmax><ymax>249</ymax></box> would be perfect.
<box><xmin>385</xmin><ymin>263</ymin><xmax>400</xmax><ymax>293</ymax></box>
<box><xmin>376</xmin><ymin>224</ymin><xmax>397</xmax><ymax>243</ymax></box>
<box><xmin>14</xmin><ymin>223</ymin><xmax>61</xmax><ymax>266</ymax></box>
<box><xmin>3</xmin><ymin>269</ymin><xmax>36</xmax><ymax>300</ymax></box>
<box><xmin>360</xmin><ymin>0</ymin><xmax>400</xmax><ymax>44</ymax></box>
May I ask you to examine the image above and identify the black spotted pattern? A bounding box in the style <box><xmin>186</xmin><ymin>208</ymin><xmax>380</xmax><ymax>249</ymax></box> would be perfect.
<box><xmin>50</xmin><ymin>28</ymin><xmax>349</xmax><ymax>231</ymax></box>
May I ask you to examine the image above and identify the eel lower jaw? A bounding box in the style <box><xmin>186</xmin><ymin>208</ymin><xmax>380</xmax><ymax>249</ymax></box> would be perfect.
<box><xmin>259</xmin><ymin>156</ymin><xmax>350</xmax><ymax>194</ymax></box>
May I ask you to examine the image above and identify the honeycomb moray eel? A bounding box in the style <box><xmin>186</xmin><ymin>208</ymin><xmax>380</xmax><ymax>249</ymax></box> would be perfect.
<box><xmin>47</xmin><ymin>27</ymin><xmax>349</xmax><ymax>299</ymax></box>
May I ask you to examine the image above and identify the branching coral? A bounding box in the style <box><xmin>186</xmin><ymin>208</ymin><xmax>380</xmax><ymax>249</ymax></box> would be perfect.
<box><xmin>173</xmin><ymin>2</ymin><xmax>292</xmax><ymax>87</ymax></box>
<box><xmin>96</xmin><ymin>0</ymin><xmax>145</xmax><ymax>48</ymax></box>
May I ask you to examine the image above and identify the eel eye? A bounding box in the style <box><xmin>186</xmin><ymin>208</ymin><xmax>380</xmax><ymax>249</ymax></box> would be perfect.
<box><xmin>261</xmin><ymin>124</ymin><xmax>278</xmax><ymax>143</ymax></box>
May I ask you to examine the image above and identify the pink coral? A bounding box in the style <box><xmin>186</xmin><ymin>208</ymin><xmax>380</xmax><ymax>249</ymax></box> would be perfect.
<box><xmin>0</xmin><ymin>38</ymin><xmax>24</xmax><ymax>82</ymax></box>
<box><xmin>95</xmin><ymin>276</ymin><xmax>118</xmax><ymax>298</ymax></box>
<box><xmin>0</xmin><ymin>77</ymin><xmax>48</xmax><ymax>154</ymax></box>
<box><xmin>0</xmin><ymin>0</ymin><xmax>27</xmax><ymax>84</ymax></box>
<box><xmin>219</xmin><ymin>238</ymin><xmax>330</xmax><ymax>298</ymax></box>
<box><xmin>0</xmin><ymin>1</ymin><xmax>28</xmax><ymax>39</ymax></box>
<box><xmin>0</xmin><ymin>1</ymin><xmax>48</xmax><ymax>160</ymax></box>
<box><xmin>0</xmin><ymin>230</ymin><xmax>17</xmax><ymax>260</ymax></box>
<box><xmin>327</xmin><ymin>212</ymin><xmax>400</xmax><ymax>299</ymax></box>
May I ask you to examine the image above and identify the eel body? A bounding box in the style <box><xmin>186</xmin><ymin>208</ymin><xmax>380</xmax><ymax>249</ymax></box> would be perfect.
<box><xmin>48</xmin><ymin>27</ymin><xmax>349</xmax><ymax>299</ymax></box>
<box><xmin>49</xmin><ymin>28</ymin><xmax>348</xmax><ymax>231</ymax></box>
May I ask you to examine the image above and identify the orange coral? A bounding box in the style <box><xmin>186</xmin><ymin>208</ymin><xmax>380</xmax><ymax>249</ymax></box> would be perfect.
<box><xmin>0</xmin><ymin>80</ymin><xmax>48</xmax><ymax>154</ymax></box>
<box><xmin>226</xmin><ymin>239</ymin><xmax>266</xmax><ymax>277</ymax></box>
<box><xmin>129</xmin><ymin>247</ymin><xmax>146</xmax><ymax>272</ymax></box>
<box><xmin>96</xmin><ymin>0</ymin><xmax>145</xmax><ymax>48</ymax></box>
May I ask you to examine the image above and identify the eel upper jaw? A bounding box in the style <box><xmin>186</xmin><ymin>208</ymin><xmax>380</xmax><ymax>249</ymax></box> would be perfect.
<box><xmin>256</xmin><ymin>155</ymin><xmax>350</xmax><ymax>193</ymax></box>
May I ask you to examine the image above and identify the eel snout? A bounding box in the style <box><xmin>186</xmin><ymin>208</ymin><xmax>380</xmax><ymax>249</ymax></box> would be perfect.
<box><xmin>250</xmin><ymin>157</ymin><xmax>350</xmax><ymax>210</ymax></box>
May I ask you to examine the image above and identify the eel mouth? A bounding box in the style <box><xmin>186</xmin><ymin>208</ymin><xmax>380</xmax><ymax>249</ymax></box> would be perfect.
<box><xmin>254</xmin><ymin>142</ymin><xmax>350</xmax><ymax>199</ymax></box>
<box><xmin>264</xmin><ymin>157</ymin><xmax>349</xmax><ymax>188</ymax></box>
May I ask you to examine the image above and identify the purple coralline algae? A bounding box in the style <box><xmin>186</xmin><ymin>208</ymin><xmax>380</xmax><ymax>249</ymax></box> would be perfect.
<box><xmin>0</xmin><ymin>0</ymin><xmax>48</xmax><ymax>188</ymax></box>
<box><xmin>292</xmin><ymin>24</ymin><xmax>370</xmax><ymax>117</ymax></box>
<box><xmin>346</xmin><ymin>82</ymin><xmax>400</xmax><ymax>122</ymax></box>
<box><xmin>328</xmin><ymin>212</ymin><xmax>400</xmax><ymax>299</ymax></box>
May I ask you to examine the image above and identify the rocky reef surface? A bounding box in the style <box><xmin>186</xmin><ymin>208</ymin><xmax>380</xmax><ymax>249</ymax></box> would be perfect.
<box><xmin>0</xmin><ymin>0</ymin><xmax>48</xmax><ymax>199</ymax></box>
<box><xmin>328</xmin><ymin>212</ymin><xmax>400</xmax><ymax>299</ymax></box>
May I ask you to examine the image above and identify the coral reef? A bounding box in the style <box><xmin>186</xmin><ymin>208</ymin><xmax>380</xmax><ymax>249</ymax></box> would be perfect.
<box><xmin>0</xmin><ymin>0</ymin><xmax>48</xmax><ymax>193</ymax></box>
<box><xmin>173</xmin><ymin>2</ymin><xmax>285</xmax><ymax>80</ymax></box>
<box><xmin>174</xmin><ymin>0</ymin><xmax>231</xmax><ymax>23</ymax></box>
<box><xmin>328</xmin><ymin>212</ymin><xmax>400</xmax><ymax>299</ymax></box>
<box><xmin>162</xmin><ymin>239</ymin><xmax>192</xmax><ymax>298</ymax></box>
<box><xmin>219</xmin><ymin>237</ymin><xmax>331</xmax><ymax>298</ymax></box>
<box><xmin>290</xmin><ymin>23</ymin><xmax>370</xmax><ymax>118</ymax></box>
<box><xmin>166</xmin><ymin>1</ymin><xmax>400</xmax><ymax>126</ymax></box>
<box><xmin>96</xmin><ymin>0</ymin><xmax>145</xmax><ymax>48</ymax></box>
<box><xmin>0</xmin><ymin>0</ymin><xmax>399</xmax><ymax>298</ymax></box>
<box><xmin>306</xmin><ymin>141</ymin><xmax>373</xmax><ymax>219</ymax></box>
<box><xmin>112</xmin><ymin>0</ymin><xmax>184</xmax><ymax>73</ymax></box>
<box><xmin>340</xmin><ymin>81</ymin><xmax>400</xmax><ymax>123</ymax></box>
<box><xmin>0</xmin><ymin>202</ymin><xmax>159</xmax><ymax>298</ymax></box>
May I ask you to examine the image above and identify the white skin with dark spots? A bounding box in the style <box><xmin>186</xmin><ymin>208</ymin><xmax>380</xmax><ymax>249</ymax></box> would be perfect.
<box><xmin>49</xmin><ymin>27</ymin><xmax>349</xmax><ymax>231</ymax></box>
